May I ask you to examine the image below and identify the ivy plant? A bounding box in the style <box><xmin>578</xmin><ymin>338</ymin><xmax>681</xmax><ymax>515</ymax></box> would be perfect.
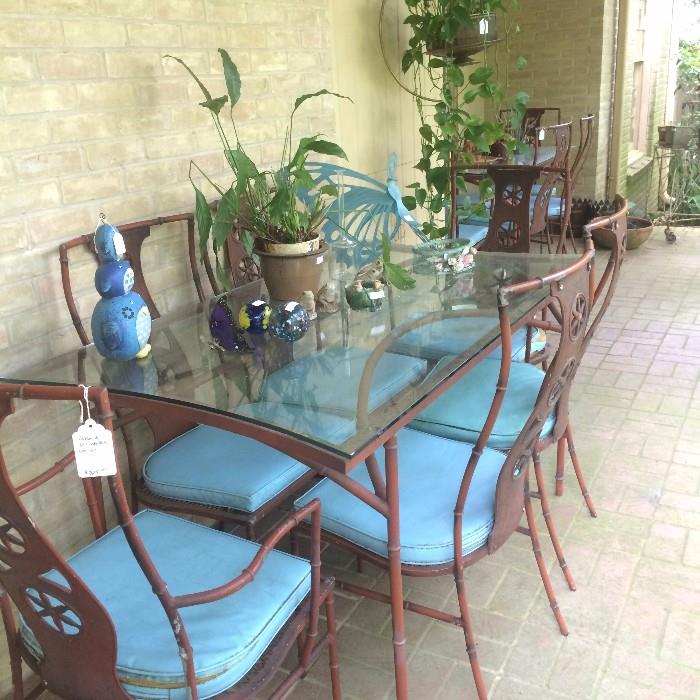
<box><xmin>399</xmin><ymin>0</ymin><xmax>528</xmax><ymax>239</ymax></box>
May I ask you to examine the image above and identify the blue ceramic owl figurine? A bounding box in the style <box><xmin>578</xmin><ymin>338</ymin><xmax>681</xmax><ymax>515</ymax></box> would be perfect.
<box><xmin>91</xmin><ymin>217</ymin><xmax>152</xmax><ymax>361</ymax></box>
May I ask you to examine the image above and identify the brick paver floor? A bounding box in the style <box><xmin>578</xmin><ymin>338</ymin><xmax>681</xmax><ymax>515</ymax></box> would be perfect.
<box><xmin>285</xmin><ymin>227</ymin><xmax>700</xmax><ymax>700</ymax></box>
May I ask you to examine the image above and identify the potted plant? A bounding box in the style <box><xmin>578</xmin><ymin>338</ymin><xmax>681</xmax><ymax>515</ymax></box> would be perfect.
<box><xmin>393</xmin><ymin>0</ymin><xmax>529</xmax><ymax>240</ymax></box>
<box><xmin>167</xmin><ymin>49</ymin><xmax>349</xmax><ymax>301</ymax></box>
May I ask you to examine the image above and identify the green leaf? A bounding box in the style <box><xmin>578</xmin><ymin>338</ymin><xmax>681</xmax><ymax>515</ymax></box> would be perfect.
<box><xmin>193</xmin><ymin>185</ymin><xmax>212</xmax><ymax>259</ymax></box>
<box><xmin>402</xmin><ymin>195</ymin><xmax>417</xmax><ymax>211</ymax></box>
<box><xmin>446</xmin><ymin>64</ymin><xmax>465</xmax><ymax>87</ymax></box>
<box><xmin>211</xmin><ymin>188</ymin><xmax>239</xmax><ymax>251</ymax></box>
<box><xmin>469</xmin><ymin>66</ymin><xmax>495</xmax><ymax>85</ymax></box>
<box><xmin>401</xmin><ymin>51</ymin><xmax>414</xmax><ymax>73</ymax></box>
<box><xmin>301</xmin><ymin>139</ymin><xmax>348</xmax><ymax>159</ymax></box>
<box><xmin>215</xmin><ymin>254</ymin><xmax>232</xmax><ymax>292</ymax></box>
<box><xmin>292</xmin><ymin>89</ymin><xmax>351</xmax><ymax>116</ymax></box>
<box><xmin>416</xmin><ymin>188</ymin><xmax>427</xmax><ymax>207</ymax></box>
<box><xmin>165</xmin><ymin>54</ymin><xmax>213</xmax><ymax>101</ymax></box>
<box><xmin>419</xmin><ymin>124</ymin><xmax>433</xmax><ymax>142</ymax></box>
<box><xmin>218</xmin><ymin>49</ymin><xmax>241</xmax><ymax>107</ymax></box>
<box><xmin>428</xmin><ymin>57</ymin><xmax>445</xmax><ymax>68</ymax></box>
<box><xmin>515</xmin><ymin>55</ymin><xmax>528</xmax><ymax>71</ymax></box>
<box><xmin>319</xmin><ymin>184</ymin><xmax>338</xmax><ymax>197</ymax></box>
<box><xmin>199</xmin><ymin>95</ymin><xmax>228</xmax><ymax>115</ymax></box>
<box><xmin>382</xmin><ymin>232</ymin><xmax>391</xmax><ymax>263</ymax></box>
<box><xmin>383</xmin><ymin>260</ymin><xmax>416</xmax><ymax>290</ymax></box>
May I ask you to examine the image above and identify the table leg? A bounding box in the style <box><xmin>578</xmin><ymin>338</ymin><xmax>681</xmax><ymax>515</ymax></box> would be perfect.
<box><xmin>384</xmin><ymin>435</ymin><xmax>408</xmax><ymax>700</ymax></box>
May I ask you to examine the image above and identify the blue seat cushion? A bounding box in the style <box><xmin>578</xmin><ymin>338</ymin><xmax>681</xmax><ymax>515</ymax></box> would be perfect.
<box><xmin>295</xmin><ymin>428</ymin><xmax>505</xmax><ymax>565</ymax></box>
<box><xmin>410</xmin><ymin>356</ymin><xmax>554</xmax><ymax>449</ymax></box>
<box><xmin>457</xmin><ymin>222</ymin><xmax>489</xmax><ymax>246</ymax></box>
<box><xmin>390</xmin><ymin>316</ymin><xmax>546</xmax><ymax>363</ymax></box>
<box><xmin>20</xmin><ymin>510</ymin><xmax>311</xmax><ymax>700</ymax></box>
<box><xmin>143</xmin><ymin>425</ymin><xmax>309</xmax><ymax>513</ymax></box>
<box><xmin>260</xmin><ymin>346</ymin><xmax>427</xmax><ymax>415</ymax></box>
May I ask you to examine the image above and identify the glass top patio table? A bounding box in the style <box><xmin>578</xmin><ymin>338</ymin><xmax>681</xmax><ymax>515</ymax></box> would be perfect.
<box><xmin>1</xmin><ymin>249</ymin><xmax>579</xmax><ymax>463</ymax></box>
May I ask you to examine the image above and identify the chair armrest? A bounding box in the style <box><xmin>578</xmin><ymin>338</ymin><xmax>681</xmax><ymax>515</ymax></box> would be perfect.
<box><xmin>173</xmin><ymin>499</ymin><xmax>321</xmax><ymax>609</ymax></box>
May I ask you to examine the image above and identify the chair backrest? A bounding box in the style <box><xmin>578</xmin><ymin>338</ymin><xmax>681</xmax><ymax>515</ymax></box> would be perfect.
<box><xmin>479</xmin><ymin>244</ymin><xmax>595</xmax><ymax>554</ymax></box>
<box><xmin>59</xmin><ymin>214</ymin><xmax>204</xmax><ymax>346</ymax></box>
<box><xmin>0</xmin><ymin>385</ymin><xmax>131</xmax><ymax>698</ymax></box>
<box><xmin>531</xmin><ymin>122</ymin><xmax>573</xmax><ymax>251</ymax></box>
<box><xmin>479</xmin><ymin>165</ymin><xmax>542</xmax><ymax>253</ymax></box>
<box><xmin>571</xmin><ymin>114</ymin><xmax>596</xmax><ymax>191</ymax></box>
<box><xmin>583</xmin><ymin>196</ymin><xmax>629</xmax><ymax>348</ymax></box>
<box><xmin>300</xmin><ymin>161</ymin><xmax>428</xmax><ymax>266</ymax></box>
<box><xmin>499</xmin><ymin>107</ymin><xmax>563</xmax><ymax>142</ymax></box>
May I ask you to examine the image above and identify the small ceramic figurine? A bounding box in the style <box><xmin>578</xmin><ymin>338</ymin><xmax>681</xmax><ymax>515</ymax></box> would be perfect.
<box><xmin>91</xmin><ymin>215</ymin><xmax>152</xmax><ymax>361</ymax></box>
<box><xmin>315</xmin><ymin>283</ymin><xmax>339</xmax><ymax>314</ymax></box>
<box><xmin>209</xmin><ymin>297</ymin><xmax>250</xmax><ymax>352</ymax></box>
<box><xmin>345</xmin><ymin>278</ymin><xmax>385</xmax><ymax>312</ymax></box>
<box><xmin>239</xmin><ymin>300</ymin><xmax>271</xmax><ymax>334</ymax></box>
<box><xmin>297</xmin><ymin>290</ymin><xmax>317</xmax><ymax>320</ymax></box>
<box><xmin>268</xmin><ymin>302</ymin><xmax>310</xmax><ymax>342</ymax></box>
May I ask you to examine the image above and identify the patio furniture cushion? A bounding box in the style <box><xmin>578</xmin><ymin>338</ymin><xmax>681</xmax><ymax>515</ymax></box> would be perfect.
<box><xmin>260</xmin><ymin>346</ymin><xmax>427</xmax><ymax>415</ymax></box>
<box><xmin>410</xmin><ymin>356</ymin><xmax>554</xmax><ymax>449</ymax></box>
<box><xmin>143</xmin><ymin>426</ymin><xmax>309</xmax><ymax>513</ymax></box>
<box><xmin>294</xmin><ymin>428</ymin><xmax>505</xmax><ymax>565</ymax></box>
<box><xmin>20</xmin><ymin>510</ymin><xmax>311</xmax><ymax>700</ymax></box>
<box><xmin>390</xmin><ymin>317</ymin><xmax>546</xmax><ymax>363</ymax></box>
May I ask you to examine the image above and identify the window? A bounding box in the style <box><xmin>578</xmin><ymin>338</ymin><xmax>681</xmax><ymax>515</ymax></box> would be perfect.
<box><xmin>629</xmin><ymin>0</ymin><xmax>650</xmax><ymax>155</ymax></box>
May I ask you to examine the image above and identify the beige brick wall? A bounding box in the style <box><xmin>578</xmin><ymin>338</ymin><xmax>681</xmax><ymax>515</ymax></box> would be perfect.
<box><xmin>489</xmin><ymin>0</ymin><xmax>610</xmax><ymax>198</ymax></box>
<box><xmin>0</xmin><ymin>0</ymin><xmax>336</xmax><ymax>378</ymax></box>
<box><xmin>489</xmin><ymin>0</ymin><xmax>673</xmax><ymax>205</ymax></box>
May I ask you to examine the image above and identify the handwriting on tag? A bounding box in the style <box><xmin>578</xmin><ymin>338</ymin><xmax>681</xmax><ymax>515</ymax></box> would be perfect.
<box><xmin>72</xmin><ymin>419</ymin><xmax>117</xmax><ymax>478</ymax></box>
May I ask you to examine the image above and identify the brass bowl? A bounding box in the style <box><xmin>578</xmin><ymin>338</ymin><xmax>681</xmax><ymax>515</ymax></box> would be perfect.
<box><xmin>592</xmin><ymin>216</ymin><xmax>653</xmax><ymax>250</ymax></box>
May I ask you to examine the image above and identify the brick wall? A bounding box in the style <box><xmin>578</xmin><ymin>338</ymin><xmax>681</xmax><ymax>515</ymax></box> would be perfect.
<box><xmin>0</xmin><ymin>0</ymin><xmax>336</xmax><ymax>377</ymax></box>
<box><xmin>489</xmin><ymin>0</ymin><xmax>674</xmax><ymax>206</ymax></box>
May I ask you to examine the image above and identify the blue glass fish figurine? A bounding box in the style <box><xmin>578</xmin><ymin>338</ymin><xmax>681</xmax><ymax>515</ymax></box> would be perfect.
<box><xmin>91</xmin><ymin>215</ymin><xmax>152</xmax><ymax>361</ymax></box>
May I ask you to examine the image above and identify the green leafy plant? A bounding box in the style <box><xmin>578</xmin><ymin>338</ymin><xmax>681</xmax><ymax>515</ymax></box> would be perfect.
<box><xmin>677</xmin><ymin>39</ymin><xmax>700</xmax><ymax>95</ymax></box>
<box><xmin>398</xmin><ymin>0</ymin><xmax>528</xmax><ymax>239</ymax></box>
<box><xmin>167</xmin><ymin>49</ymin><xmax>350</xmax><ymax>275</ymax></box>
<box><xmin>382</xmin><ymin>233</ymin><xmax>416</xmax><ymax>289</ymax></box>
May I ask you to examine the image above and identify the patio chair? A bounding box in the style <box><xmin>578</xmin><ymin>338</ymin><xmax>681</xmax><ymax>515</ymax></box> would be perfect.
<box><xmin>499</xmin><ymin>106</ymin><xmax>562</xmax><ymax>142</ymax></box>
<box><xmin>300</xmin><ymin>158</ymin><xmax>429</xmax><ymax>267</ymax></box>
<box><xmin>545</xmin><ymin>114</ymin><xmax>596</xmax><ymax>245</ymax></box>
<box><xmin>59</xmin><ymin>218</ymin><xmax>315</xmax><ymax>540</ymax></box>
<box><xmin>292</xmin><ymin>248</ymin><xmax>595</xmax><ymax>699</ymax></box>
<box><xmin>0</xmin><ymin>383</ymin><xmax>340</xmax><ymax>700</ymax></box>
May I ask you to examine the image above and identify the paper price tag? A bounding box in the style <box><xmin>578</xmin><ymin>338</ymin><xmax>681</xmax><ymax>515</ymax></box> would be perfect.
<box><xmin>285</xmin><ymin>301</ymin><xmax>298</xmax><ymax>312</ymax></box>
<box><xmin>370</xmin><ymin>324</ymin><xmax>386</xmax><ymax>336</ymax></box>
<box><xmin>252</xmin><ymin>299</ymin><xmax>266</xmax><ymax>307</ymax></box>
<box><xmin>538</xmin><ymin>128</ymin><xmax>545</xmax><ymax>142</ymax></box>
<box><xmin>72</xmin><ymin>419</ymin><xmax>117</xmax><ymax>479</ymax></box>
<box><xmin>316</xmin><ymin>255</ymin><xmax>324</xmax><ymax>265</ymax></box>
<box><xmin>368</xmin><ymin>290</ymin><xmax>385</xmax><ymax>300</ymax></box>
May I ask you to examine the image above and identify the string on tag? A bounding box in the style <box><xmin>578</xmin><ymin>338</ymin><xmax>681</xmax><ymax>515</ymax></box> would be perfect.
<box><xmin>78</xmin><ymin>384</ymin><xmax>91</xmax><ymax>424</ymax></box>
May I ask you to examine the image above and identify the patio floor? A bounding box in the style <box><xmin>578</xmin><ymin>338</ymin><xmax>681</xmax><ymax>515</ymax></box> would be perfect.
<box><xmin>37</xmin><ymin>228</ymin><xmax>700</xmax><ymax>700</ymax></box>
<box><xmin>282</xmin><ymin>227</ymin><xmax>700</xmax><ymax>700</ymax></box>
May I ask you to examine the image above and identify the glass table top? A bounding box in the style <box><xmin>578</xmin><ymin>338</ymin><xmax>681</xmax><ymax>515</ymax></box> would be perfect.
<box><xmin>1</xmin><ymin>248</ymin><xmax>580</xmax><ymax>460</ymax></box>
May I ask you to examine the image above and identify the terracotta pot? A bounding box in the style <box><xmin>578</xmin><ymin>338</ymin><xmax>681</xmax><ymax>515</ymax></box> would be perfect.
<box><xmin>255</xmin><ymin>240</ymin><xmax>329</xmax><ymax>301</ymax></box>
<box><xmin>592</xmin><ymin>216</ymin><xmax>653</xmax><ymax>251</ymax></box>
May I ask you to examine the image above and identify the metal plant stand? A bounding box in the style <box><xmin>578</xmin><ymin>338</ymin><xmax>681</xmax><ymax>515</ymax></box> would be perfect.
<box><xmin>652</xmin><ymin>143</ymin><xmax>700</xmax><ymax>243</ymax></box>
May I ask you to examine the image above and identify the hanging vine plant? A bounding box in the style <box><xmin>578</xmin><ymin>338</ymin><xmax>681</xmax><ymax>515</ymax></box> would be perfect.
<box><xmin>382</xmin><ymin>0</ymin><xmax>528</xmax><ymax>239</ymax></box>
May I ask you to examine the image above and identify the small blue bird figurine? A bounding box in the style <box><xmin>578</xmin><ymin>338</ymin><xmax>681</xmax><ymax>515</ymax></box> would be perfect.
<box><xmin>91</xmin><ymin>214</ymin><xmax>152</xmax><ymax>361</ymax></box>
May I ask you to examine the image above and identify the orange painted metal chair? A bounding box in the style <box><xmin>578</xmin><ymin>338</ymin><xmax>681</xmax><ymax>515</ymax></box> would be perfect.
<box><xmin>0</xmin><ymin>383</ymin><xmax>341</xmax><ymax>700</ymax></box>
<box><xmin>293</xmin><ymin>246</ymin><xmax>595</xmax><ymax>699</ymax></box>
<box><xmin>59</xmin><ymin>217</ymin><xmax>314</xmax><ymax>540</ymax></box>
